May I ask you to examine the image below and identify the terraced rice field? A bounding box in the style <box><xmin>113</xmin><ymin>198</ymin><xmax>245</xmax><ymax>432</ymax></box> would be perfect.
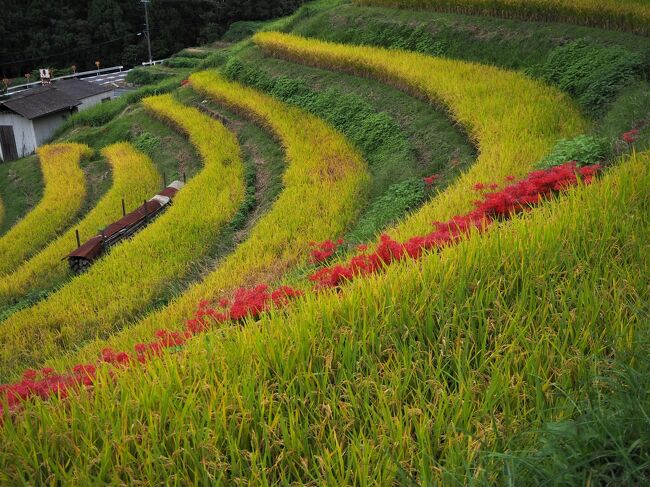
<box><xmin>0</xmin><ymin>0</ymin><xmax>648</xmax><ymax>484</ymax></box>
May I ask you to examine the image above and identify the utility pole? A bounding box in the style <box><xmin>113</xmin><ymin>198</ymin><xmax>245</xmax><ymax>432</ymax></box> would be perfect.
<box><xmin>142</xmin><ymin>0</ymin><xmax>153</xmax><ymax>65</ymax></box>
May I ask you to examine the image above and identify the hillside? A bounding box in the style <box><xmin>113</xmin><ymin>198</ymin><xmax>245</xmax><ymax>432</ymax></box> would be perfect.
<box><xmin>0</xmin><ymin>0</ymin><xmax>648</xmax><ymax>484</ymax></box>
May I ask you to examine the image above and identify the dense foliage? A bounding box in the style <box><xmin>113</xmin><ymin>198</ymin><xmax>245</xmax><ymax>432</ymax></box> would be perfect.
<box><xmin>0</xmin><ymin>0</ymin><xmax>304</xmax><ymax>77</ymax></box>
<box><xmin>537</xmin><ymin>40</ymin><xmax>645</xmax><ymax>115</ymax></box>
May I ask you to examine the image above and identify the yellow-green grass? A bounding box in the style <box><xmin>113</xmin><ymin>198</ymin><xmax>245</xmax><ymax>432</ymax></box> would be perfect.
<box><xmin>253</xmin><ymin>32</ymin><xmax>586</xmax><ymax>242</ymax></box>
<box><xmin>0</xmin><ymin>143</ymin><xmax>91</xmax><ymax>276</ymax></box>
<box><xmin>48</xmin><ymin>71</ymin><xmax>369</xmax><ymax>370</ymax></box>
<box><xmin>51</xmin><ymin>72</ymin><xmax>368</xmax><ymax>367</ymax></box>
<box><xmin>353</xmin><ymin>0</ymin><xmax>650</xmax><ymax>36</ymax></box>
<box><xmin>0</xmin><ymin>143</ymin><xmax>161</xmax><ymax>308</ymax></box>
<box><xmin>0</xmin><ymin>96</ymin><xmax>245</xmax><ymax>381</ymax></box>
<box><xmin>1</xmin><ymin>150</ymin><xmax>647</xmax><ymax>484</ymax></box>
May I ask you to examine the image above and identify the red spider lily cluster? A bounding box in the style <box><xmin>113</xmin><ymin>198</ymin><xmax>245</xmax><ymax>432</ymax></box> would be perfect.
<box><xmin>180</xmin><ymin>79</ymin><xmax>190</xmax><ymax>87</ymax></box>
<box><xmin>0</xmin><ymin>162</ymin><xmax>601</xmax><ymax>418</ymax></box>
<box><xmin>423</xmin><ymin>174</ymin><xmax>440</xmax><ymax>186</ymax></box>
<box><xmin>0</xmin><ymin>284</ymin><xmax>303</xmax><ymax>416</ymax></box>
<box><xmin>622</xmin><ymin>128</ymin><xmax>640</xmax><ymax>144</ymax></box>
<box><xmin>0</xmin><ymin>365</ymin><xmax>97</xmax><ymax>413</ymax></box>
<box><xmin>309</xmin><ymin>162</ymin><xmax>600</xmax><ymax>288</ymax></box>
<box><xmin>472</xmin><ymin>182</ymin><xmax>499</xmax><ymax>191</ymax></box>
<box><xmin>309</xmin><ymin>239</ymin><xmax>344</xmax><ymax>263</ymax></box>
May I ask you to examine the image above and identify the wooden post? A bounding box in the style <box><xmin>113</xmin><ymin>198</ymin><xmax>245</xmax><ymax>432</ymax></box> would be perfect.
<box><xmin>122</xmin><ymin>197</ymin><xmax>126</xmax><ymax>217</ymax></box>
<box><xmin>75</xmin><ymin>229</ymin><xmax>81</xmax><ymax>248</ymax></box>
<box><xmin>183</xmin><ymin>171</ymin><xmax>186</xmax><ymax>184</ymax></box>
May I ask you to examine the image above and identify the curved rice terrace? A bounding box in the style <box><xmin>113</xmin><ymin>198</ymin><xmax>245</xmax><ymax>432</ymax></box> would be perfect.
<box><xmin>0</xmin><ymin>143</ymin><xmax>91</xmax><ymax>276</ymax></box>
<box><xmin>0</xmin><ymin>0</ymin><xmax>648</xmax><ymax>484</ymax></box>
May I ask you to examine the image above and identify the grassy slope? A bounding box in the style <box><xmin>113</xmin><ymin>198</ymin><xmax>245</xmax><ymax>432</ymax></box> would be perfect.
<box><xmin>0</xmin><ymin>155</ymin><xmax>43</xmax><ymax>236</ymax></box>
<box><xmin>2</xmin><ymin>150</ymin><xmax>647</xmax><ymax>485</ymax></box>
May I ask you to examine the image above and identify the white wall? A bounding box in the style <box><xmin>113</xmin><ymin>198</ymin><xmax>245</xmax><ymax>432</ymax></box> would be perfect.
<box><xmin>78</xmin><ymin>90</ymin><xmax>114</xmax><ymax>111</ymax></box>
<box><xmin>0</xmin><ymin>113</ymin><xmax>36</xmax><ymax>160</ymax></box>
<box><xmin>33</xmin><ymin>111</ymin><xmax>70</xmax><ymax>147</ymax></box>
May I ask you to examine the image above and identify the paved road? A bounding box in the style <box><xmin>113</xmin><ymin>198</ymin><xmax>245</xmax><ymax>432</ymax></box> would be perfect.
<box><xmin>84</xmin><ymin>71</ymin><xmax>130</xmax><ymax>86</ymax></box>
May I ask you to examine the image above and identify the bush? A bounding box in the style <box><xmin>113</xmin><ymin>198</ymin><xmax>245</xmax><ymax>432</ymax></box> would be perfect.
<box><xmin>222</xmin><ymin>21</ymin><xmax>268</xmax><ymax>42</ymax></box>
<box><xmin>131</xmin><ymin>132</ymin><xmax>160</xmax><ymax>155</ymax></box>
<box><xmin>539</xmin><ymin>39</ymin><xmax>644</xmax><ymax>115</ymax></box>
<box><xmin>537</xmin><ymin>135</ymin><xmax>609</xmax><ymax>169</ymax></box>
<box><xmin>126</xmin><ymin>68</ymin><xmax>171</xmax><ymax>86</ymax></box>
<box><xmin>172</xmin><ymin>50</ymin><xmax>210</xmax><ymax>59</ymax></box>
<box><xmin>164</xmin><ymin>57</ymin><xmax>200</xmax><ymax>69</ymax></box>
<box><xmin>198</xmin><ymin>51</ymin><xmax>231</xmax><ymax>69</ymax></box>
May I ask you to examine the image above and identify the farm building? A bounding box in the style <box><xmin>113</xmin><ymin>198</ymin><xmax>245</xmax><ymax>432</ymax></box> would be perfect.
<box><xmin>0</xmin><ymin>79</ymin><xmax>114</xmax><ymax>161</ymax></box>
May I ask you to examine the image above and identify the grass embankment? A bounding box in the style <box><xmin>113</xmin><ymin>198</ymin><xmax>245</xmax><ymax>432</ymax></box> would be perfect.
<box><xmin>49</xmin><ymin>71</ymin><xmax>369</xmax><ymax>370</ymax></box>
<box><xmin>353</xmin><ymin>0</ymin><xmax>650</xmax><ymax>36</ymax></box>
<box><xmin>0</xmin><ymin>143</ymin><xmax>91</xmax><ymax>276</ymax></box>
<box><xmin>253</xmin><ymin>32</ymin><xmax>586</xmax><ymax>239</ymax></box>
<box><xmin>0</xmin><ymin>98</ymin><xmax>245</xmax><ymax>381</ymax></box>
<box><xmin>0</xmin><ymin>143</ymin><xmax>161</xmax><ymax>309</ymax></box>
<box><xmin>2</xmin><ymin>148</ymin><xmax>647</xmax><ymax>485</ymax></box>
<box><xmin>0</xmin><ymin>155</ymin><xmax>43</xmax><ymax>237</ymax></box>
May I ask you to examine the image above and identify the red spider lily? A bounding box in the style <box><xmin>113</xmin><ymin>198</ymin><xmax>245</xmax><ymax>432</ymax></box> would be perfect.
<box><xmin>309</xmin><ymin>162</ymin><xmax>600</xmax><ymax>288</ymax></box>
<box><xmin>423</xmin><ymin>174</ymin><xmax>440</xmax><ymax>186</ymax></box>
<box><xmin>180</xmin><ymin>79</ymin><xmax>190</xmax><ymax>87</ymax></box>
<box><xmin>622</xmin><ymin>128</ymin><xmax>640</xmax><ymax>144</ymax></box>
<box><xmin>309</xmin><ymin>239</ymin><xmax>344</xmax><ymax>263</ymax></box>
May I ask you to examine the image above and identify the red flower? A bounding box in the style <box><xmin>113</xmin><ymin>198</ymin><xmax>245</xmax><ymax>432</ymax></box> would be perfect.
<box><xmin>423</xmin><ymin>174</ymin><xmax>440</xmax><ymax>186</ymax></box>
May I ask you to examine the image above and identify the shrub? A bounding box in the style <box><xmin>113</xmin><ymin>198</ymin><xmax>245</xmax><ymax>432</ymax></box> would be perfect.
<box><xmin>164</xmin><ymin>57</ymin><xmax>200</xmax><ymax>69</ymax></box>
<box><xmin>222</xmin><ymin>20</ymin><xmax>268</xmax><ymax>42</ymax></box>
<box><xmin>126</xmin><ymin>68</ymin><xmax>171</xmax><ymax>86</ymax></box>
<box><xmin>131</xmin><ymin>132</ymin><xmax>161</xmax><ymax>155</ymax></box>
<box><xmin>537</xmin><ymin>134</ymin><xmax>609</xmax><ymax>169</ymax></box>
<box><xmin>539</xmin><ymin>39</ymin><xmax>644</xmax><ymax>115</ymax></box>
<box><xmin>172</xmin><ymin>50</ymin><xmax>210</xmax><ymax>59</ymax></box>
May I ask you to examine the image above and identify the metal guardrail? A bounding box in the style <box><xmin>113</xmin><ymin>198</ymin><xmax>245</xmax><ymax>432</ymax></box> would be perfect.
<box><xmin>6</xmin><ymin>66</ymin><xmax>126</xmax><ymax>94</ymax></box>
<box><xmin>141</xmin><ymin>59</ymin><xmax>169</xmax><ymax>66</ymax></box>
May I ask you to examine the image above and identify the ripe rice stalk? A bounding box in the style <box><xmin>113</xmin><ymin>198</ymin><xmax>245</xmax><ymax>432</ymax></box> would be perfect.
<box><xmin>0</xmin><ymin>143</ymin><xmax>91</xmax><ymax>276</ymax></box>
